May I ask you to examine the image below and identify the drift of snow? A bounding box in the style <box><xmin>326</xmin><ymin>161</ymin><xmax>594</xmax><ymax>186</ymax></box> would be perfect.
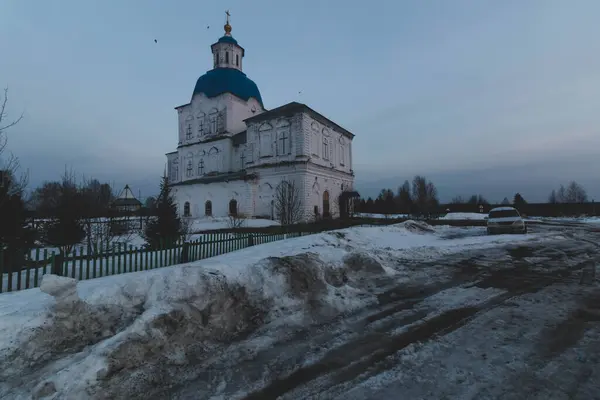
<box><xmin>0</xmin><ymin>220</ymin><xmax>561</xmax><ymax>399</ymax></box>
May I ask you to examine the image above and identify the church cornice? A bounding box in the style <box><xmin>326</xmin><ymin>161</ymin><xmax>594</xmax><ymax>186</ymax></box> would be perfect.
<box><xmin>247</xmin><ymin>159</ymin><xmax>354</xmax><ymax>177</ymax></box>
<box><xmin>171</xmin><ymin>171</ymin><xmax>257</xmax><ymax>186</ymax></box>
<box><xmin>177</xmin><ymin>134</ymin><xmax>232</xmax><ymax>149</ymax></box>
<box><xmin>244</xmin><ymin>101</ymin><xmax>355</xmax><ymax>140</ymax></box>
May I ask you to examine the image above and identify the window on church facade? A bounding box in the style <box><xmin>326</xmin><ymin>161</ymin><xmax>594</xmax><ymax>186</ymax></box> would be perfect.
<box><xmin>186</xmin><ymin>160</ymin><xmax>193</xmax><ymax>177</ymax></box>
<box><xmin>322</xmin><ymin>138</ymin><xmax>329</xmax><ymax>160</ymax></box>
<box><xmin>171</xmin><ymin>159</ymin><xmax>179</xmax><ymax>181</ymax></box>
<box><xmin>260</xmin><ymin>132</ymin><xmax>273</xmax><ymax>157</ymax></box>
<box><xmin>236</xmin><ymin>54</ymin><xmax>239</xmax><ymax>66</ymax></box>
<box><xmin>240</xmin><ymin>150</ymin><xmax>247</xmax><ymax>168</ymax></box>
<box><xmin>229</xmin><ymin>199</ymin><xmax>238</xmax><ymax>216</ymax></box>
<box><xmin>205</xmin><ymin>200</ymin><xmax>212</xmax><ymax>216</ymax></box>
<box><xmin>183</xmin><ymin>202</ymin><xmax>191</xmax><ymax>217</ymax></box>
<box><xmin>225</xmin><ymin>52</ymin><xmax>229</xmax><ymax>64</ymax></box>
<box><xmin>209</xmin><ymin>111</ymin><xmax>218</xmax><ymax>134</ymax></box>
<box><xmin>198</xmin><ymin>159</ymin><xmax>205</xmax><ymax>175</ymax></box>
<box><xmin>247</xmin><ymin>144</ymin><xmax>254</xmax><ymax>163</ymax></box>
<box><xmin>197</xmin><ymin>119</ymin><xmax>204</xmax><ymax>136</ymax></box>
<box><xmin>340</xmin><ymin>145</ymin><xmax>345</xmax><ymax>165</ymax></box>
<box><xmin>186</xmin><ymin>124</ymin><xmax>193</xmax><ymax>140</ymax></box>
<box><xmin>277</xmin><ymin>131</ymin><xmax>290</xmax><ymax>155</ymax></box>
<box><xmin>214</xmin><ymin>53</ymin><xmax>218</xmax><ymax>67</ymax></box>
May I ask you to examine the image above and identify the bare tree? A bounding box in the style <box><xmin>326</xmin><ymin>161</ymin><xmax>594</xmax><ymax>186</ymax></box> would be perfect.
<box><xmin>180</xmin><ymin>216</ymin><xmax>195</xmax><ymax>242</ymax></box>
<box><xmin>451</xmin><ymin>196</ymin><xmax>466</xmax><ymax>204</ymax></box>
<box><xmin>411</xmin><ymin>175</ymin><xmax>439</xmax><ymax>217</ymax></box>
<box><xmin>226</xmin><ymin>212</ymin><xmax>247</xmax><ymax>229</ymax></box>
<box><xmin>550</xmin><ymin>182</ymin><xmax>587</xmax><ymax>203</ymax></box>
<box><xmin>565</xmin><ymin>181</ymin><xmax>588</xmax><ymax>203</ymax></box>
<box><xmin>274</xmin><ymin>180</ymin><xmax>303</xmax><ymax>225</ymax></box>
<box><xmin>0</xmin><ymin>88</ymin><xmax>27</xmax><ymax>201</ymax></box>
<box><xmin>557</xmin><ymin>185</ymin><xmax>567</xmax><ymax>203</ymax></box>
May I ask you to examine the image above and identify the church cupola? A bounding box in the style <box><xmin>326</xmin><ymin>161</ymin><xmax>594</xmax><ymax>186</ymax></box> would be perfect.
<box><xmin>211</xmin><ymin>11</ymin><xmax>244</xmax><ymax>71</ymax></box>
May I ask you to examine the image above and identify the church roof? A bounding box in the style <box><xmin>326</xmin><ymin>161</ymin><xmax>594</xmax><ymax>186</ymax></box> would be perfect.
<box><xmin>192</xmin><ymin>68</ymin><xmax>263</xmax><ymax>106</ymax></box>
<box><xmin>244</xmin><ymin>102</ymin><xmax>355</xmax><ymax>139</ymax></box>
<box><xmin>216</xmin><ymin>35</ymin><xmax>238</xmax><ymax>45</ymax></box>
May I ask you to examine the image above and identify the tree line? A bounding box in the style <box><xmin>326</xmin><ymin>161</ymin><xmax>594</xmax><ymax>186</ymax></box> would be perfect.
<box><xmin>358</xmin><ymin>177</ymin><xmax>592</xmax><ymax>216</ymax></box>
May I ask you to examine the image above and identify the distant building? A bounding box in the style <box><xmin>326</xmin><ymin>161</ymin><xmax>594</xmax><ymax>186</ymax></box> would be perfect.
<box><xmin>166</xmin><ymin>13</ymin><xmax>355</xmax><ymax>221</ymax></box>
<box><xmin>112</xmin><ymin>185</ymin><xmax>142</xmax><ymax>213</ymax></box>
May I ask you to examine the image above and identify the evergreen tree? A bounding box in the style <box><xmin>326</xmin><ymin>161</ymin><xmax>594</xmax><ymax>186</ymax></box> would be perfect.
<box><xmin>513</xmin><ymin>193</ymin><xmax>527</xmax><ymax>206</ymax></box>
<box><xmin>143</xmin><ymin>176</ymin><xmax>183</xmax><ymax>249</ymax></box>
<box><xmin>40</xmin><ymin>173</ymin><xmax>86</xmax><ymax>258</ymax></box>
<box><xmin>0</xmin><ymin>170</ymin><xmax>36</xmax><ymax>272</ymax></box>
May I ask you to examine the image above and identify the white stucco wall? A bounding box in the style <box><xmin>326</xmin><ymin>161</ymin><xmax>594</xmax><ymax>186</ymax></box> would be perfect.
<box><xmin>172</xmin><ymin>179</ymin><xmax>253</xmax><ymax>218</ymax></box>
<box><xmin>304</xmin><ymin>115</ymin><xmax>353</xmax><ymax>175</ymax></box>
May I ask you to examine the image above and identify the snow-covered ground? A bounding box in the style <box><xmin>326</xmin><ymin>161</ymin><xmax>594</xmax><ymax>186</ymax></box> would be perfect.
<box><xmin>0</xmin><ymin>221</ymin><xmax>586</xmax><ymax>399</ymax></box>
<box><xmin>439</xmin><ymin>212</ymin><xmax>488</xmax><ymax>220</ymax></box>
<box><xmin>355</xmin><ymin>213</ymin><xmax>409</xmax><ymax>219</ymax></box>
<box><xmin>188</xmin><ymin>216</ymin><xmax>280</xmax><ymax>231</ymax></box>
<box><xmin>528</xmin><ymin>216</ymin><xmax>600</xmax><ymax>224</ymax></box>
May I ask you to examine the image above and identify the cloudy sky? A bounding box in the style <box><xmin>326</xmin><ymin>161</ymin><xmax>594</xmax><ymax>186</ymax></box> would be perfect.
<box><xmin>1</xmin><ymin>0</ymin><xmax>599</xmax><ymax>202</ymax></box>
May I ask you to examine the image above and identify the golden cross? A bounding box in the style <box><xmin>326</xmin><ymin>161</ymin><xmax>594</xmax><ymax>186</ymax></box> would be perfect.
<box><xmin>225</xmin><ymin>10</ymin><xmax>230</xmax><ymax>24</ymax></box>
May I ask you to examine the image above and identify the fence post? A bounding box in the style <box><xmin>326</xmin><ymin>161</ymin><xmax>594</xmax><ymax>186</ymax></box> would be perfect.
<box><xmin>52</xmin><ymin>253</ymin><xmax>64</xmax><ymax>276</ymax></box>
<box><xmin>247</xmin><ymin>234</ymin><xmax>254</xmax><ymax>247</ymax></box>
<box><xmin>180</xmin><ymin>241</ymin><xmax>190</xmax><ymax>263</ymax></box>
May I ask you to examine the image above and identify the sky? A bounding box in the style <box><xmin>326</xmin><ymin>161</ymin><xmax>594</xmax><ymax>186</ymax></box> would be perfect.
<box><xmin>1</xmin><ymin>0</ymin><xmax>600</xmax><ymax>203</ymax></box>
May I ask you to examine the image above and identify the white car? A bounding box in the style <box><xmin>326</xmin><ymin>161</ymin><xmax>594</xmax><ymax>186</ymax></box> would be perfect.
<box><xmin>486</xmin><ymin>206</ymin><xmax>527</xmax><ymax>235</ymax></box>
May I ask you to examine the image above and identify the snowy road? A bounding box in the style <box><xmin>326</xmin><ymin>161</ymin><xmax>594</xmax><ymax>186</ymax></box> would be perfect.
<box><xmin>163</xmin><ymin>223</ymin><xmax>600</xmax><ymax>400</ymax></box>
<box><xmin>3</xmin><ymin>222</ymin><xmax>600</xmax><ymax>400</ymax></box>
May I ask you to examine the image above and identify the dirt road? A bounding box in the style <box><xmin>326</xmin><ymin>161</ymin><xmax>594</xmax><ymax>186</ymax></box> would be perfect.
<box><xmin>163</xmin><ymin>222</ymin><xmax>600</xmax><ymax>400</ymax></box>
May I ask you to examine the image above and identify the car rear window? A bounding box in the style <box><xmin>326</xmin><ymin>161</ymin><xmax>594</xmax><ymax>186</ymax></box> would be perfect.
<box><xmin>489</xmin><ymin>210</ymin><xmax>520</xmax><ymax>218</ymax></box>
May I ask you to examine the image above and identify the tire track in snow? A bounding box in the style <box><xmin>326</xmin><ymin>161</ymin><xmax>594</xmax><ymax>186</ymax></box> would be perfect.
<box><xmin>242</xmin><ymin>238</ymin><xmax>600</xmax><ymax>400</ymax></box>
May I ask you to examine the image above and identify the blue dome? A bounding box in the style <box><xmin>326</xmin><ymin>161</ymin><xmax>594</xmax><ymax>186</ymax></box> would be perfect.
<box><xmin>192</xmin><ymin>68</ymin><xmax>263</xmax><ymax>106</ymax></box>
<box><xmin>217</xmin><ymin>35</ymin><xmax>238</xmax><ymax>45</ymax></box>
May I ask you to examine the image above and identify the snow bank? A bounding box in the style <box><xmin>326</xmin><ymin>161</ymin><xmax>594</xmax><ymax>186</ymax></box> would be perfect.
<box><xmin>440</xmin><ymin>212</ymin><xmax>488</xmax><ymax>220</ymax></box>
<box><xmin>0</xmin><ymin>221</ymin><xmax>556</xmax><ymax>399</ymax></box>
<box><xmin>190</xmin><ymin>216</ymin><xmax>280</xmax><ymax>232</ymax></box>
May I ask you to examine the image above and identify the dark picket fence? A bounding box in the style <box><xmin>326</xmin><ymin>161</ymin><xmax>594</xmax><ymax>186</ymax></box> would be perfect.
<box><xmin>0</xmin><ymin>232</ymin><xmax>305</xmax><ymax>294</ymax></box>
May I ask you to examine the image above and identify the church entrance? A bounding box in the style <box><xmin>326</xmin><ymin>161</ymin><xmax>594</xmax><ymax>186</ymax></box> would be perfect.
<box><xmin>323</xmin><ymin>191</ymin><xmax>330</xmax><ymax>218</ymax></box>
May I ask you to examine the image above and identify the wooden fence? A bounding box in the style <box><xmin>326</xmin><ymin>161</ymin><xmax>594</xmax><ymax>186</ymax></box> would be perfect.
<box><xmin>0</xmin><ymin>232</ymin><xmax>305</xmax><ymax>294</ymax></box>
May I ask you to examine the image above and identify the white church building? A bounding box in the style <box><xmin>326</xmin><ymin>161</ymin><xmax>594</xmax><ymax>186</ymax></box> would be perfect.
<box><xmin>166</xmin><ymin>15</ymin><xmax>355</xmax><ymax>221</ymax></box>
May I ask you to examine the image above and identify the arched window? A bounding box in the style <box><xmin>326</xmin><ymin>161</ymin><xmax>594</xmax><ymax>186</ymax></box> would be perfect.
<box><xmin>196</xmin><ymin>112</ymin><xmax>206</xmax><ymax>136</ymax></box>
<box><xmin>209</xmin><ymin>109</ymin><xmax>219</xmax><ymax>134</ymax></box>
<box><xmin>185</xmin><ymin>115</ymin><xmax>193</xmax><ymax>140</ymax></box>
<box><xmin>186</xmin><ymin>160</ymin><xmax>193</xmax><ymax>177</ymax></box>
<box><xmin>236</xmin><ymin>54</ymin><xmax>239</xmax><ymax>66</ymax></box>
<box><xmin>205</xmin><ymin>200</ymin><xmax>212</xmax><ymax>216</ymax></box>
<box><xmin>171</xmin><ymin>159</ymin><xmax>179</xmax><ymax>181</ymax></box>
<box><xmin>229</xmin><ymin>199</ymin><xmax>238</xmax><ymax>216</ymax></box>
<box><xmin>225</xmin><ymin>52</ymin><xmax>229</xmax><ymax>63</ymax></box>
<box><xmin>183</xmin><ymin>201</ymin><xmax>191</xmax><ymax>217</ymax></box>
<box><xmin>322</xmin><ymin>138</ymin><xmax>329</xmax><ymax>160</ymax></box>
<box><xmin>214</xmin><ymin>53</ymin><xmax>219</xmax><ymax>67</ymax></box>
<box><xmin>323</xmin><ymin>190</ymin><xmax>330</xmax><ymax>218</ymax></box>
<box><xmin>198</xmin><ymin>158</ymin><xmax>205</xmax><ymax>175</ymax></box>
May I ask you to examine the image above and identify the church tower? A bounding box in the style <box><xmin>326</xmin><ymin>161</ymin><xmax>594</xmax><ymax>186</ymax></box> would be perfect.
<box><xmin>211</xmin><ymin>11</ymin><xmax>244</xmax><ymax>71</ymax></box>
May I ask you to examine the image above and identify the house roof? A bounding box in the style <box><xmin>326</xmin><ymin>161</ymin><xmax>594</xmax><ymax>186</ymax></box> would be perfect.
<box><xmin>244</xmin><ymin>102</ymin><xmax>355</xmax><ymax>139</ymax></box>
<box><xmin>112</xmin><ymin>185</ymin><xmax>142</xmax><ymax>207</ymax></box>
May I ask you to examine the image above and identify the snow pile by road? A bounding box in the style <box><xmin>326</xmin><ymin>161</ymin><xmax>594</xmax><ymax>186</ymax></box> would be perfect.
<box><xmin>0</xmin><ymin>221</ymin><xmax>554</xmax><ymax>399</ymax></box>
